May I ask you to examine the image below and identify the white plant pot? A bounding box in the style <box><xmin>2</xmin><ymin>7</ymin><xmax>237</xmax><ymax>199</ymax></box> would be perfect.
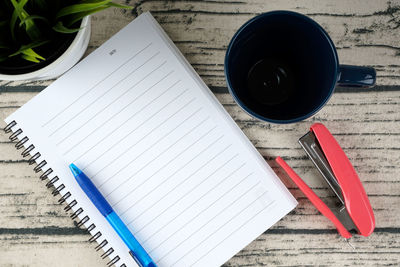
<box><xmin>0</xmin><ymin>16</ymin><xmax>91</xmax><ymax>81</ymax></box>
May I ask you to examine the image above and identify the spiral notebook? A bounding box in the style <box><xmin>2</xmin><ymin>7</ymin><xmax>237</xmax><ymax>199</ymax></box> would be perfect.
<box><xmin>4</xmin><ymin>12</ymin><xmax>296</xmax><ymax>267</ymax></box>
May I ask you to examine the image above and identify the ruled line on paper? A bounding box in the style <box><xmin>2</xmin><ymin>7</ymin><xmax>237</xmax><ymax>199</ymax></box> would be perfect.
<box><xmin>134</xmin><ymin>161</ymin><xmax>245</xmax><ymax>237</ymax></box>
<box><xmin>126</xmin><ymin>144</ymin><xmax>232</xmax><ymax>225</ymax></box>
<box><xmin>143</xmin><ymin>171</ymin><xmax>253</xmax><ymax>247</ymax></box>
<box><xmin>82</xmin><ymin>95</ymin><xmax>194</xmax><ymax>172</ymax></box>
<box><xmin>48</xmin><ymin>52</ymin><xmax>163</xmax><ymax>138</ymax></box>
<box><xmin>55</xmin><ymin>71</ymin><xmax>176</xmax><ymax>147</ymax></box>
<box><xmin>117</xmin><ymin>134</ymin><xmax>223</xmax><ymax>216</ymax></box>
<box><xmin>92</xmin><ymin>96</ymin><xmax>199</xmax><ymax>180</ymax></box>
<box><xmin>41</xmin><ymin>42</ymin><xmax>153</xmax><ymax>128</ymax></box>
<box><xmin>103</xmin><ymin>114</ymin><xmax>210</xmax><ymax>204</ymax></box>
<box><xmin>72</xmin><ymin>79</ymin><xmax>183</xmax><ymax>163</ymax></box>
<box><xmin>111</xmin><ymin>126</ymin><xmax>218</xmax><ymax>208</ymax></box>
<box><xmin>171</xmin><ymin>192</ymin><xmax>272</xmax><ymax>266</ymax></box>
<box><xmin>191</xmin><ymin>201</ymin><xmax>276</xmax><ymax>266</ymax></box>
<box><xmin>60</xmin><ymin>72</ymin><xmax>175</xmax><ymax>157</ymax></box>
<box><xmin>94</xmin><ymin>105</ymin><xmax>205</xmax><ymax>185</ymax></box>
<box><xmin>90</xmin><ymin>88</ymin><xmax>190</xmax><ymax>183</ymax></box>
<box><xmin>59</xmin><ymin>76</ymin><xmax>179</xmax><ymax>152</ymax></box>
<box><xmin>130</xmin><ymin>155</ymin><xmax>241</xmax><ymax>232</ymax></box>
<box><xmin>155</xmin><ymin>180</ymin><xmax>262</xmax><ymax>264</ymax></box>
<box><xmin>86</xmin><ymin>97</ymin><xmax>196</xmax><ymax>175</ymax></box>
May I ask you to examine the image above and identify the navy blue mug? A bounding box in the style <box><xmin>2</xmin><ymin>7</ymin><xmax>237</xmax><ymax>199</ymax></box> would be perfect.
<box><xmin>225</xmin><ymin>11</ymin><xmax>376</xmax><ymax>123</ymax></box>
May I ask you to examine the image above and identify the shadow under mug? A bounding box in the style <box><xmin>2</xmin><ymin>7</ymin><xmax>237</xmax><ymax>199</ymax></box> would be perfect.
<box><xmin>224</xmin><ymin>11</ymin><xmax>376</xmax><ymax>124</ymax></box>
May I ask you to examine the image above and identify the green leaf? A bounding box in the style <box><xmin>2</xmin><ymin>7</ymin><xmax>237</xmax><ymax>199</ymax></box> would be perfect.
<box><xmin>52</xmin><ymin>21</ymin><xmax>81</xmax><ymax>33</ymax></box>
<box><xmin>21</xmin><ymin>48</ymin><xmax>45</xmax><ymax>60</ymax></box>
<box><xmin>21</xmin><ymin>53</ymin><xmax>41</xmax><ymax>63</ymax></box>
<box><xmin>19</xmin><ymin>48</ymin><xmax>46</xmax><ymax>63</ymax></box>
<box><xmin>55</xmin><ymin>0</ymin><xmax>112</xmax><ymax>19</ymax></box>
<box><xmin>19</xmin><ymin>15</ymin><xmax>49</xmax><ymax>27</ymax></box>
<box><xmin>10</xmin><ymin>0</ymin><xmax>42</xmax><ymax>40</ymax></box>
<box><xmin>10</xmin><ymin>0</ymin><xmax>30</xmax><ymax>24</ymax></box>
<box><xmin>10</xmin><ymin>7</ymin><xmax>18</xmax><ymax>42</ymax></box>
<box><xmin>10</xmin><ymin>0</ymin><xmax>28</xmax><ymax>10</ymax></box>
<box><xmin>9</xmin><ymin>40</ymin><xmax>49</xmax><ymax>57</ymax></box>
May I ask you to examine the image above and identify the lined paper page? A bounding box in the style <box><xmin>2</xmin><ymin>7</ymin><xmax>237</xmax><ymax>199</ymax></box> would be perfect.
<box><xmin>6</xmin><ymin>12</ymin><xmax>296</xmax><ymax>267</ymax></box>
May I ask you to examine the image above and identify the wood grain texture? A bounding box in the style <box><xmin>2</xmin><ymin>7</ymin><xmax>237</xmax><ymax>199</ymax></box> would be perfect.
<box><xmin>1</xmin><ymin>0</ymin><xmax>399</xmax><ymax>266</ymax></box>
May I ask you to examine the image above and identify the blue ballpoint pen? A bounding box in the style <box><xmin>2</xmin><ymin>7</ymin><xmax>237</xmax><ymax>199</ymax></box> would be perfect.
<box><xmin>69</xmin><ymin>163</ymin><xmax>156</xmax><ymax>267</ymax></box>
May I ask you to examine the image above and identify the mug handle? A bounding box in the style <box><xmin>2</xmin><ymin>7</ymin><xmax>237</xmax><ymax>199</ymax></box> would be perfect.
<box><xmin>337</xmin><ymin>65</ymin><xmax>376</xmax><ymax>88</ymax></box>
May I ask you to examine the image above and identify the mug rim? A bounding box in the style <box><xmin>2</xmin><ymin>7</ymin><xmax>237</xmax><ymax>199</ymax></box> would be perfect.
<box><xmin>224</xmin><ymin>10</ymin><xmax>340</xmax><ymax>124</ymax></box>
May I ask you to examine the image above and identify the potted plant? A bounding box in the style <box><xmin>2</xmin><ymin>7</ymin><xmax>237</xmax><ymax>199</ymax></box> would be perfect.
<box><xmin>0</xmin><ymin>0</ymin><xmax>132</xmax><ymax>81</ymax></box>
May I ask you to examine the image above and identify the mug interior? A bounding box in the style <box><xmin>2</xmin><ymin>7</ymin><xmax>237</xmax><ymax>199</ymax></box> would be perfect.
<box><xmin>225</xmin><ymin>11</ymin><xmax>338</xmax><ymax>123</ymax></box>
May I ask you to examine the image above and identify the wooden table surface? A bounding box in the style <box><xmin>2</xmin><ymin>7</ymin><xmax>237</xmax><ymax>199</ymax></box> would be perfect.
<box><xmin>1</xmin><ymin>0</ymin><xmax>399</xmax><ymax>266</ymax></box>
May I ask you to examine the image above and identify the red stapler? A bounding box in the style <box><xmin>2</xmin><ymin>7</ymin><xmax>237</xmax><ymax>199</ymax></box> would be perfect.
<box><xmin>276</xmin><ymin>123</ymin><xmax>375</xmax><ymax>238</ymax></box>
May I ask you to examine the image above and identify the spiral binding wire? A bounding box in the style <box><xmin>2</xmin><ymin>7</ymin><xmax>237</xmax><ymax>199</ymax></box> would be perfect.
<box><xmin>4</xmin><ymin>120</ymin><xmax>124</xmax><ymax>267</ymax></box>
